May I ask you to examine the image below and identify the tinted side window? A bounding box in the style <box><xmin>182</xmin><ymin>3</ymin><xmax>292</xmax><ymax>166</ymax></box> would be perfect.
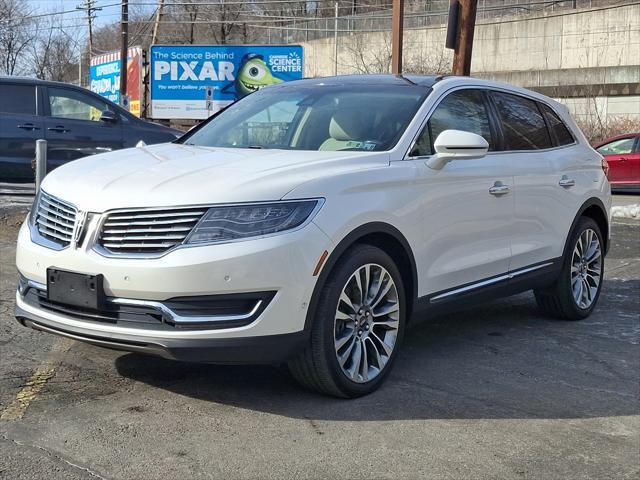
<box><xmin>411</xmin><ymin>89</ymin><xmax>492</xmax><ymax>156</ymax></box>
<box><xmin>492</xmin><ymin>92</ymin><xmax>552</xmax><ymax>150</ymax></box>
<box><xmin>48</xmin><ymin>87</ymin><xmax>107</xmax><ymax>122</ymax></box>
<box><xmin>0</xmin><ymin>84</ymin><xmax>36</xmax><ymax>115</ymax></box>
<box><xmin>540</xmin><ymin>103</ymin><xmax>574</xmax><ymax>146</ymax></box>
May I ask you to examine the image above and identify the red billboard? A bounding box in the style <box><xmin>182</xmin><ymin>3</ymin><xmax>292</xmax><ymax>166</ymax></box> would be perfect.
<box><xmin>89</xmin><ymin>47</ymin><xmax>143</xmax><ymax>117</ymax></box>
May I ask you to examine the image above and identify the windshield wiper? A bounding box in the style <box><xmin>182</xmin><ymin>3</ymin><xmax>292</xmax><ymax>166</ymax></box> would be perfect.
<box><xmin>247</xmin><ymin>145</ymin><xmax>264</xmax><ymax>149</ymax></box>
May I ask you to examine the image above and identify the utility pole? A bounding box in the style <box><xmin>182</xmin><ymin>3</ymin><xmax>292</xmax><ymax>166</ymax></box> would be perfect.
<box><xmin>391</xmin><ymin>0</ymin><xmax>404</xmax><ymax>74</ymax></box>
<box><xmin>76</xmin><ymin>0</ymin><xmax>100</xmax><ymax>54</ymax></box>
<box><xmin>76</xmin><ymin>0</ymin><xmax>101</xmax><ymax>86</ymax></box>
<box><xmin>333</xmin><ymin>2</ymin><xmax>339</xmax><ymax>76</ymax></box>
<box><xmin>120</xmin><ymin>0</ymin><xmax>129</xmax><ymax>107</ymax></box>
<box><xmin>451</xmin><ymin>0</ymin><xmax>478</xmax><ymax>76</ymax></box>
<box><xmin>151</xmin><ymin>0</ymin><xmax>165</xmax><ymax>45</ymax></box>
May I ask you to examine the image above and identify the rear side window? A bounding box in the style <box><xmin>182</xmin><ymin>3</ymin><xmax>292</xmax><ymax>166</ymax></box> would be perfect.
<box><xmin>0</xmin><ymin>84</ymin><xmax>36</xmax><ymax>115</ymax></box>
<box><xmin>411</xmin><ymin>89</ymin><xmax>493</xmax><ymax>156</ymax></box>
<box><xmin>492</xmin><ymin>91</ymin><xmax>552</xmax><ymax>150</ymax></box>
<box><xmin>540</xmin><ymin>103</ymin><xmax>574</xmax><ymax>146</ymax></box>
<box><xmin>596</xmin><ymin>137</ymin><xmax>635</xmax><ymax>155</ymax></box>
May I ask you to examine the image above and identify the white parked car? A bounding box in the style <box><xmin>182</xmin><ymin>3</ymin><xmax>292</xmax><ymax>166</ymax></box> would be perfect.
<box><xmin>15</xmin><ymin>75</ymin><xmax>611</xmax><ymax>397</ymax></box>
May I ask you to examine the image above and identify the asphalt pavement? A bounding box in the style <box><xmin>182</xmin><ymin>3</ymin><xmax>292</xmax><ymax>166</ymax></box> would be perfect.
<box><xmin>0</xmin><ymin>200</ymin><xmax>638</xmax><ymax>479</ymax></box>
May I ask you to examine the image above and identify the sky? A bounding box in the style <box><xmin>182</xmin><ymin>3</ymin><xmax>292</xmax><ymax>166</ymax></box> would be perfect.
<box><xmin>25</xmin><ymin>0</ymin><xmax>152</xmax><ymax>32</ymax></box>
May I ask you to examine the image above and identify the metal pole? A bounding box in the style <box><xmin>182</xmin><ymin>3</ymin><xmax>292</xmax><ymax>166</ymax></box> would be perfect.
<box><xmin>391</xmin><ymin>0</ymin><xmax>404</xmax><ymax>74</ymax></box>
<box><xmin>78</xmin><ymin>52</ymin><xmax>82</xmax><ymax>86</ymax></box>
<box><xmin>35</xmin><ymin>140</ymin><xmax>47</xmax><ymax>191</ymax></box>
<box><xmin>334</xmin><ymin>2</ymin><xmax>339</xmax><ymax>76</ymax></box>
<box><xmin>120</xmin><ymin>0</ymin><xmax>129</xmax><ymax>106</ymax></box>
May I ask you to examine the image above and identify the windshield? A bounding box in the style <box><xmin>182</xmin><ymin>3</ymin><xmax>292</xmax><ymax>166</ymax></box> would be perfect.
<box><xmin>182</xmin><ymin>84</ymin><xmax>429</xmax><ymax>152</ymax></box>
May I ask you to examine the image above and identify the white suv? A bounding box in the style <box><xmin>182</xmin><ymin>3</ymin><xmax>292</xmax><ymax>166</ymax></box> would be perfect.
<box><xmin>15</xmin><ymin>75</ymin><xmax>611</xmax><ymax>397</ymax></box>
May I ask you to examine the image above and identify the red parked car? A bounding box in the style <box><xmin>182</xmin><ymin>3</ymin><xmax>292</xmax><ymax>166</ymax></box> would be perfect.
<box><xmin>594</xmin><ymin>133</ymin><xmax>640</xmax><ymax>191</ymax></box>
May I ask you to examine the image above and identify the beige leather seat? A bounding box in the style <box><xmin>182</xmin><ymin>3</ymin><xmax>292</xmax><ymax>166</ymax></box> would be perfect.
<box><xmin>319</xmin><ymin>110</ymin><xmax>373</xmax><ymax>151</ymax></box>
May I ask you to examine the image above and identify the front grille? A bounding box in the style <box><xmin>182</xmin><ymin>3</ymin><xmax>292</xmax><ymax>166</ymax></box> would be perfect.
<box><xmin>35</xmin><ymin>191</ymin><xmax>78</xmax><ymax>247</ymax></box>
<box><xmin>22</xmin><ymin>287</ymin><xmax>168</xmax><ymax>329</ymax></box>
<box><xmin>20</xmin><ymin>281</ymin><xmax>275</xmax><ymax>331</ymax></box>
<box><xmin>98</xmin><ymin>207</ymin><xmax>207</xmax><ymax>255</ymax></box>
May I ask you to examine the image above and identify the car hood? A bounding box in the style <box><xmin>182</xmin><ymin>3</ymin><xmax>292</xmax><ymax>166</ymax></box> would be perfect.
<box><xmin>41</xmin><ymin>143</ymin><xmax>388</xmax><ymax>212</ymax></box>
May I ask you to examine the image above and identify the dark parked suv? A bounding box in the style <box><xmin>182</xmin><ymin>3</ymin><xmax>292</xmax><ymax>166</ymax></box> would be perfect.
<box><xmin>0</xmin><ymin>77</ymin><xmax>181</xmax><ymax>182</ymax></box>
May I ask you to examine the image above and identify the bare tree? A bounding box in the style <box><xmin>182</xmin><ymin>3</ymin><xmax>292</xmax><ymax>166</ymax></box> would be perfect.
<box><xmin>342</xmin><ymin>33</ymin><xmax>392</xmax><ymax>74</ymax></box>
<box><xmin>27</xmin><ymin>15</ymin><xmax>81</xmax><ymax>82</ymax></box>
<box><xmin>0</xmin><ymin>0</ymin><xmax>36</xmax><ymax>75</ymax></box>
<box><xmin>404</xmin><ymin>46</ymin><xmax>451</xmax><ymax>75</ymax></box>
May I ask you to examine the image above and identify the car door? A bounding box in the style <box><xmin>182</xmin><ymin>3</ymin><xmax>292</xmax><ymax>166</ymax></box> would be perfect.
<box><xmin>596</xmin><ymin>136</ymin><xmax>637</xmax><ymax>186</ymax></box>
<box><xmin>489</xmin><ymin>91</ymin><xmax>580</xmax><ymax>272</ymax></box>
<box><xmin>407</xmin><ymin>88</ymin><xmax>514</xmax><ymax>296</ymax></box>
<box><xmin>0</xmin><ymin>82</ymin><xmax>45</xmax><ymax>182</ymax></box>
<box><xmin>43</xmin><ymin>86</ymin><xmax>123</xmax><ymax>172</ymax></box>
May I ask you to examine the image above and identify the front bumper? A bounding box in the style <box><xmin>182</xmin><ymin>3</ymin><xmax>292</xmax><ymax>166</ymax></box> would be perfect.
<box><xmin>15</xmin><ymin>303</ymin><xmax>308</xmax><ymax>364</ymax></box>
<box><xmin>15</xmin><ymin>219</ymin><xmax>333</xmax><ymax>362</ymax></box>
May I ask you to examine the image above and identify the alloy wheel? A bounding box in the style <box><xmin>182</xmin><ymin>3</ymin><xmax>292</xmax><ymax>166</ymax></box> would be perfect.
<box><xmin>571</xmin><ymin>228</ymin><xmax>602</xmax><ymax>309</ymax></box>
<box><xmin>333</xmin><ymin>263</ymin><xmax>400</xmax><ymax>383</ymax></box>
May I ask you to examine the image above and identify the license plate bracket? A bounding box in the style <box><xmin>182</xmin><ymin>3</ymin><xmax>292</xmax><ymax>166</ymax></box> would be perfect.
<box><xmin>47</xmin><ymin>268</ymin><xmax>105</xmax><ymax>310</ymax></box>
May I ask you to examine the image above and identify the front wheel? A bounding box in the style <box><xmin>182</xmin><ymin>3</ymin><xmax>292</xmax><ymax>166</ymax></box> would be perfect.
<box><xmin>288</xmin><ymin>244</ymin><xmax>406</xmax><ymax>398</ymax></box>
<box><xmin>535</xmin><ymin>217</ymin><xmax>604</xmax><ymax>320</ymax></box>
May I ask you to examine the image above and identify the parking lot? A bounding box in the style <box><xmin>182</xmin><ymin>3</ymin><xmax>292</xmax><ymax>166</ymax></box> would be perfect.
<box><xmin>0</xmin><ymin>198</ymin><xmax>638</xmax><ymax>480</ymax></box>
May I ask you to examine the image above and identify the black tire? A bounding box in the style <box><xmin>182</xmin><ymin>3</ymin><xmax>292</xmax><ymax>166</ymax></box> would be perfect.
<box><xmin>534</xmin><ymin>217</ymin><xmax>604</xmax><ymax>320</ymax></box>
<box><xmin>288</xmin><ymin>244</ymin><xmax>406</xmax><ymax>398</ymax></box>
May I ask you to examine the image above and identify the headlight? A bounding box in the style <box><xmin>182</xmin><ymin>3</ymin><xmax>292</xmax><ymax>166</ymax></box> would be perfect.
<box><xmin>185</xmin><ymin>199</ymin><xmax>323</xmax><ymax>245</ymax></box>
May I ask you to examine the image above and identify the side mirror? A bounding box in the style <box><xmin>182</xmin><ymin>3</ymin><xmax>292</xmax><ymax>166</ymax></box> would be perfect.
<box><xmin>426</xmin><ymin>129</ymin><xmax>489</xmax><ymax>170</ymax></box>
<box><xmin>100</xmin><ymin>110</ymin><xmax>118</xmax><ymax>123</ymax></box>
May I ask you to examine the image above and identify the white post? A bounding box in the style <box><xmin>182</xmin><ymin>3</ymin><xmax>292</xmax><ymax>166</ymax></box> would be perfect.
<box><xmin>334</xmin><ymin>2</ymin><xmax>339</xmax><ymax>76</ymax></box>
<box><xmin>35</xmin><ymin>140</ymin><xmax>47</xmax><ymax>191</ymax></box>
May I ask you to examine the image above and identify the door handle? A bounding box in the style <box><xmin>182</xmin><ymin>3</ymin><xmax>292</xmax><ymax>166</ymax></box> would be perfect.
<box><xmin>47</xmin><ymin>126</ymin><xmax>69</xmax><ymax>133</ymax></box>
<box><xmin>17</xmin><ymin>123</ymin><xmax>40</xmax><ymax>131</ymax></box>
<box><xmin>489</xmin><ymin>182</ymin><xmax>511</xmax><ymax>196</ymax></box>
<box><xmin>559</xmin><ymin>177</ymin><xmax>576</xmax><ymax>188</ymax></box>
<box><xmin>619</xmin><ymin>158</ymin><xmax>627</xmax><ymax>162</ymax></box>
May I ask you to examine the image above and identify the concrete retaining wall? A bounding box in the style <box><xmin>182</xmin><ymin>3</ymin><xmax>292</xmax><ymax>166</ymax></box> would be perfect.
<box><xmin>299</xmin><ymin>3</ymin><xmax>640</xmax><ymax>121</ymax></box>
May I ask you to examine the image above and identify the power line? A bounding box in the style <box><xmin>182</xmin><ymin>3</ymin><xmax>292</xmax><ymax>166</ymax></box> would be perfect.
<box><xmin>76</xmin><ymin>0</ymin><xmax>102</xmax><ymax>54</ymax></box>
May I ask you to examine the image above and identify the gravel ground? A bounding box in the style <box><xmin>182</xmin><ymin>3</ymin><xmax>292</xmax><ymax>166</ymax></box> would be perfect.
<box><xmin>0</xmin><ymin>200</ymin><xmax>638</xmax><ymax>480</ymax></box>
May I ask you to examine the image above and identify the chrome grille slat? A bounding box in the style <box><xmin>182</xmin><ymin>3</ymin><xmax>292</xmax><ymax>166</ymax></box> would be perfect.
<box><xmin>98</xmin><ymin>207</ymin><xmax>207</xmax><ymax>255</ymax></box>
<box><xmin>103</xmin><ymin>217</ymin><xmax>203</xmax><ymax>227</ymax></box>
<box><xmin>103</xmin><ymin>226</ymin><xmax>193</xmax><ymax>234</ymax></box>
<box><xmin>102</xmin><ymin>242</ymin><xmax>178</xmax><ymax>248</ymax></box>
<box><xmin>35</xmin><ymin>192</ymin><xmax>77</xmax><ymax>247</ymax></box>
<box><xmin>38</xmin><ymin>203</ymin><xmax>76</xmax><ymax>222</ymax></box>
<box><xmin>106</xmin><ymin>210</ymin><xmax>207</xmax><ymax>221</ymax></box>
<box><xmin>101</xmin><ymin>234</ymin><xmax>187</xmax><ymax>241</ymax></box>
<box><xmin>37</xmin><ymin>217</ymin><xmax>74</xmax><ymax>233</ymax></box>
<box><xmin>37</xmin><ymin>211</ymin><xmax>74</xmax><ymax>229</ymax></box>
<box><xmin>41</xmin><ymin>195</ymin><xmax>76</xmax><ymax>216</ymax></box>
<box><xmin>38</xmin><ymin>226</ymin><xmax>73</xmax><ymax>242</ymax></box>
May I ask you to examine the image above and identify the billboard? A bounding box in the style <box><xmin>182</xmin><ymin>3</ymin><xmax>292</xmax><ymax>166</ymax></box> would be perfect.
<box><xmin>89</xmin><ymin>47</ymin><xmax>143</xmax><ymax>117</ymax></box>
<box><xmin>150</xmin><ymin>45</ymin><xmax>304</xmax><ymax>119</ymax></box>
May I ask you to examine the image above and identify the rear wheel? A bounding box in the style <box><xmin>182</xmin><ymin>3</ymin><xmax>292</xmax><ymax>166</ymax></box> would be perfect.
<box><xmin>535</xmin><ymin>217</ymin><xmax>604</xmax><ymax>320</ymax></box>
<box><xmin>288</xmin><ymin>244</ymin><xmax>406</xmax><ymax>397</ymax></box>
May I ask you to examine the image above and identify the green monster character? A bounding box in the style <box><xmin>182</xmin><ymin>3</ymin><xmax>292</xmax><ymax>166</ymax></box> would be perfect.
<box><xmin>223</xmin><ymin>53</ymin><xmax>283</xmax><ymax>99</ymax></box>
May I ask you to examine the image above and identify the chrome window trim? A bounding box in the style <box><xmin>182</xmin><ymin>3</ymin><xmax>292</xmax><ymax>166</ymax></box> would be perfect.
<box><xmin>18</xmin><ymin>280</ymin><xmax>265</xmax><ymax>326</ymax></box>
<box><xmin>91</xmin><ymin>198</ymin><xmax>325</xmax><ymax>259</ymax></box>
